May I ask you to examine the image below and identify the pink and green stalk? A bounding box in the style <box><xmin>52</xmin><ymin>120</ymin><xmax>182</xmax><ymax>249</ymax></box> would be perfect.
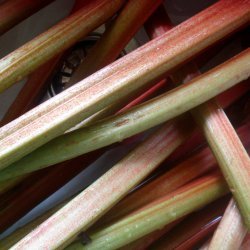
<box><xmin>0</xmin><ymin>0</ymin><xmax>55</xmax><ymax>35</ymax></box>
<box><xmin>1</xmin><ymin>48</ymin><xmax>249</xmax><ymax>182</ymax></box>
<box><xmin>12</xmin><ymin>115</ymin><xmax>193</xmax><ymax>249</ymax></box>
<box><xmin>0</xmin><ymin>0</ymin><xmax>164</xmax><ymax>196</ymax></box>
<box><xmin>145</xmin><ymin>5</ymin><xmax>250</xmax><ymax>228</ymax></box>
<box><xmin>0</xmin><ymin>0</ymin><xmax>249</xmax><ymax>171</ymax></box>
<box><xmin>0</xmin><ymin>0</ymin><xmax>125</xmax><ymax>93</ymax></box>
<box><xmin>92</xmin><ymin>123</ymin><xmax>250</xmax><ymax>229</ymax></box>
<box><xmin>66</xmin><ymin>174</ymin><xmax>229</xmax><ymax>250</ymax></box>
<box><xmin>95</xmin><ymin>146</ymin><xmax>216</xmax><ymax>227</ymax></box>
<box><xmin>208</xmin><ymin>199</ymin><xmax>247</xmax><ymax>249</ymax></box>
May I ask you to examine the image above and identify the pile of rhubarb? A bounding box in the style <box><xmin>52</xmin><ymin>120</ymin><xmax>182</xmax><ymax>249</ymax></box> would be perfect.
<box><xmin>0</xmin><ymin>0</ymin><xmax>249</xmax><ymax>249</ymax></box>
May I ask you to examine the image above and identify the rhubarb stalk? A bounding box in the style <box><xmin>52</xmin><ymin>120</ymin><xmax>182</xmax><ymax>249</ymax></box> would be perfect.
<box><xmin>145</xmin><ymin>5</ymin><xmax>250</xmax><ymax>228</ymax></box>
<box><xmin>0</xmin><ymin>0</ymin><xmax>248</xmax><ymax>170</ymax></box>
<box><xmin>11</xmin><ymin>115</ymin><xmax>193</xmax><ymax>249</ymax></box>
<box><xmin>66</xmin><ymin>174</ymin><xmax>228</xmax><ymax>250</ymax></box>
<box><xmin>1</xmin><ymin>49</ymin><xmax>249</xmax><ymax>180</ymax></box>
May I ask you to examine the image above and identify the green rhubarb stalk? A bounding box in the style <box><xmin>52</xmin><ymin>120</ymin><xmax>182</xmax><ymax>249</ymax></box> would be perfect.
<box><xmin>11</xmin><ymin>115</ymin><xmax>193</xmax><ymax>249</ymax></box>
<box><xmin>66</xmin><ymin>174</ymin><xmax>228</xmax><ymax>250</ymax></box>
<box><xmin>208</xmin><ymin>199</ymin><xmax>247</xmax><ymax>250</ymax></box>
<box><xmin>67</xmin><ymin>0</ymin><xmax>164</xmax><ymax>130</ymax></box>
<box><xmin>1</xmin><ymin>49</ymin><xmax>249</xmax><ymax>181</ymax></box>
<box><xmin>0</xmin><ymin>0</ymin><xmax>54</xmax><ymax>35</ymax></box>
<box><xmin>0</xmin><ymin>0</ymin><xmax>248</xmax><ymax>170</ymax></box>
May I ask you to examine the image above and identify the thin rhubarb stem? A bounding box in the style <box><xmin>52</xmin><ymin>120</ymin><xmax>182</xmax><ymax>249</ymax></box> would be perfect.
<box><xmin>0</xmin><ymin>0</ymin><xmax>54</xmax><ymax>35</ymax></box>
<box><xmin>11</xmin><ymin>115</ymin><xmax>194</xmax><ymax>249</ymax></box>
<box><xmin>66</xmin><ymin>174</ymin><xmax>228</xmax><ymax>250</ymax></box>
<box><xmin>1</xmin><ymin>49</ymin><xmax>249</xmax><ymax>181</ymax></box>
<box><xmin>0</xmin><ymin>56</ymin><xmax>62</xmax><ymax>126</ymax></box>
<box><xmin>0</xmin><ymin>0</ymin><xmax>98</xmax><ymax>126</ymax></box>
<box><xmin>0</xmin><ymin>0</ymin><xmax>248</xmax><ymax>170</ymax></box>
<box><xmin>208</xmin><ymin>199</ymin><xmax>247</xmax><ymax>250</ymax></box>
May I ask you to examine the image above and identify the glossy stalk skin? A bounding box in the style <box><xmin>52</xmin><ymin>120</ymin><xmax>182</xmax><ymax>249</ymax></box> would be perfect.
<box><xmin>12</xmin><ymin>115</ymin><xmax>193</xmax><ymax>249</ymax></box>
<box><xmin>71</xmin><ymin>0</ymin><xmax>163</xmax><ymax>83</ymax></box>
<box><xmin>208</xmin><ymin>199</ymin><xmax>247</xmax><ymax>250</ymax></box>
<box><xmin>67</xmin><ymin>174</ymin><xmax>229</xmax><ymax>250</ymax></box>
<box><xmin>95</xmin><ymin>147</ymin><xmax>216</xmax><ymax>227</ymax></box>
<box><xmin>0</xmin><ymin>0</ymin><xmax>54</xmax><ymax>35</ymax></box>
<box><xmin>1</xmin><ymin>48</ymin><xmax>250</xmax><ymax>181</ymax></box>
<box><xmin>0</xmin><ymin>0</ymin><xmax>87</xmax><ymax>195</ymax></box>
<box><xmin>0</xmin><ymin>0</ymin><xmax>249</xmax><ymax>171</ymax></box>
<box><xmin>149</xmin><ymin>198</ymin><xmax>229</xmax><ymax>250</ymax></box>
<box><xmin>94</xmin><ymin>123</ymin><xmax>250</xmax><ymax>228</ymax></box>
